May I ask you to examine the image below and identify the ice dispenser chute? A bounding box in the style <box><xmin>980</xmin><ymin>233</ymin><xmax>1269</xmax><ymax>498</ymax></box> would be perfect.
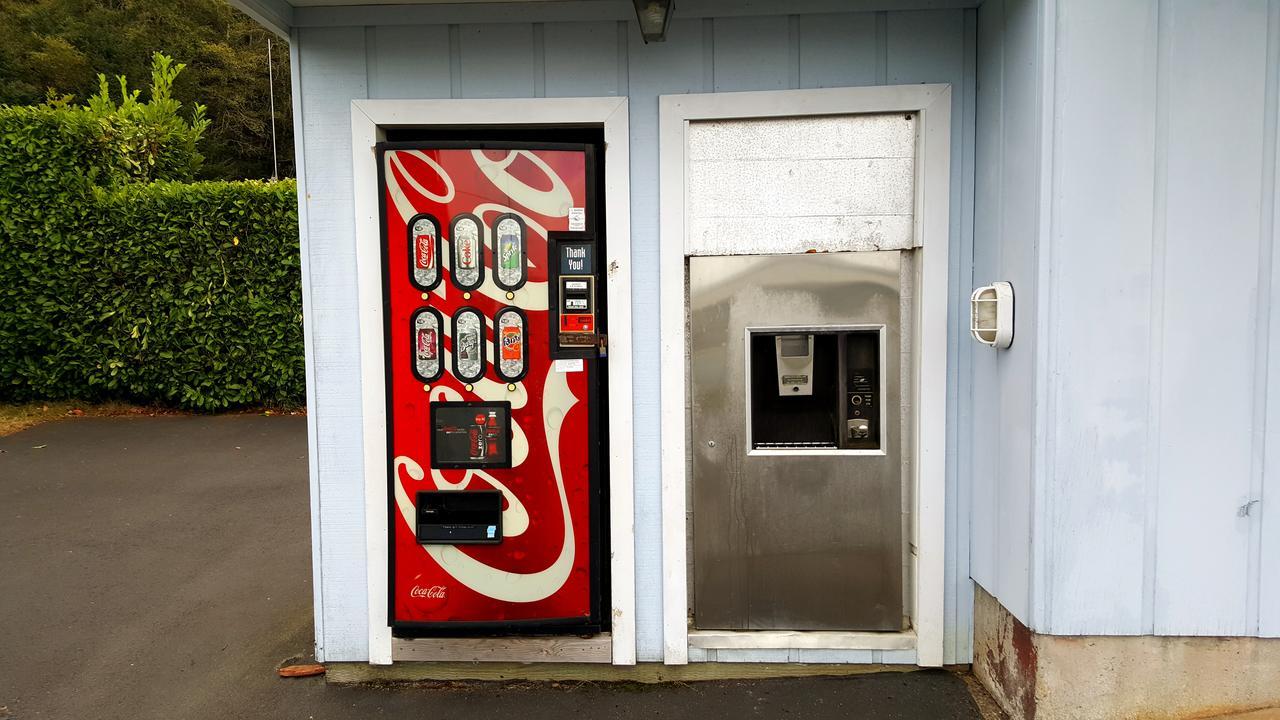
<box><xmin>749</xmin><ymin>328</ymin><xmax>881</xmax><ymax>451</ymax></box>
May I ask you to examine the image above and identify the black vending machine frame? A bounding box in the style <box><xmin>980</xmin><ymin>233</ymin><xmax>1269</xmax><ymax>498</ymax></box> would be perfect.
<box><xmin>376</xmin><ymin>137</ymin><xmax>610</xmax><ymax>638</ymax></box>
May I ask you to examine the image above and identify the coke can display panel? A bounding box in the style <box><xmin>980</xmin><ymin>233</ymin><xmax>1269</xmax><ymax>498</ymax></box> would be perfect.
<box><xmin>377</xmin><ymin>142</ymin><xmax>605</xmax><ymax>634</ymax></box>
<box><xmin>449</xmin><ymin>213</ymin><xmax>485</xmax><ymax>291</ymax></box>
<box><xmin>493</xmin><ymin>213</ymin><xmax>528</xmax><ymax>291</ymax></box>
<box><xmin>410</xmin><ymin>307</ymin><xmax>444</xmax><ymax>383</ymax></box>
<box><xmin>408</xmin><ymin>213</ymin><xmax>442</xmax><ymax>291</ymax></box>
<box><xmin>494</xmin><ymin>306</ymin><xmax>528</xmax><ymax>383</ymax></box>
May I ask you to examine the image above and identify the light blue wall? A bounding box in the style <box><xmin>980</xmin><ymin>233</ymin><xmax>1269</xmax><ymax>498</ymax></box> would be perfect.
<box><xmin>969</xmin><ymin>0</ymin><xmax>1045</xmax><ymax>632</ymax></box>
<box><xmin>973</xmin><ymin>0</ymin><xmax>1280</xmax><ymax>638</ymax></box>
<box><xmin>1039</xmin><ymin>0</ymin><xmax>1280</xmax><ymax>637</ymax></box>
<box><xmin>290</xmin><ymin>4</ymin><xmax>979</xmax><ymax>662</ymax></box>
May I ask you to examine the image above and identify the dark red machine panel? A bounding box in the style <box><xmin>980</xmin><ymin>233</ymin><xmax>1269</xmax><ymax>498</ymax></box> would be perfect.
<box><xmin>379</xmin><ymin>144</ymin><xmax>600</xmax><ymax>631</ymax></box>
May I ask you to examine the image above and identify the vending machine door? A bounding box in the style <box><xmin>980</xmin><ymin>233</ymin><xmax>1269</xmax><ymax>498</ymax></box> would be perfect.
<box><xmin>689</xmin><ymin>251</ymin><xmax>905</xmax><ymax>632</ymax></box>
<box><xmin>378</xmin><ymin>142</ymin><xmax>606</xmax><ymax>635</ymax></box>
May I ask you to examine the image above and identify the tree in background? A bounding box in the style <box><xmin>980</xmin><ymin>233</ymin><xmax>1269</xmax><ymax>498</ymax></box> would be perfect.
<box><xmin>0</xmin><ymin>0</ymin><xmax>292</xmax><ymax>180</ymax></box>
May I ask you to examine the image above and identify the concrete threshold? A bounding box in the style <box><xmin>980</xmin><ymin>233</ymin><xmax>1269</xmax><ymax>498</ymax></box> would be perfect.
<box><xmin>326</xmin><ymin>661</ymin><xmax>923</xmax><ymax>685</ymax></box>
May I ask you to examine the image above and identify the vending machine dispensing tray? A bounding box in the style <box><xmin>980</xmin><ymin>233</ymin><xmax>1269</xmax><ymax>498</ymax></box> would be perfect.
<box><xmin>416</xmin><ymin>490</ymin><xmax>503</xmax><ymax>544</ymax></box>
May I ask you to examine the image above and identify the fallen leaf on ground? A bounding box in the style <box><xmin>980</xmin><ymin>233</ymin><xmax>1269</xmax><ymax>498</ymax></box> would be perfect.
<box><xmin>278</xmin><ymin>664</ymin><xmax>326</xmax><ymax>678</ymax></box>
<box><xmin>32</xmin><ymin>444</ymin><xmax>47</xmax><ymax>449</ymax></box>
<box><xmin>68</xmin><ymin>409</ymin><xmax>84</xmax><ymax>416</ymax></box>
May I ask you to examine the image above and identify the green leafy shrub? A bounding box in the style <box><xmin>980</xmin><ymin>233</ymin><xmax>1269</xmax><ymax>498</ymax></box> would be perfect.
<box><xmin>83</xmin><ymin>53</ymin><xmax>212</xmax><ymax>182</ymax></box>
<box><xmin>0</xmin><ymin>58</ymin><xmax>302</xmax><ymax>411</ymax></box>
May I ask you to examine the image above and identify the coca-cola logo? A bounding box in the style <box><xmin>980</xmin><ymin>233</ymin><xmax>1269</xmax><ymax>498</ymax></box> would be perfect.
<box><xmin>410</xmin><ymin>585</ymin><xmax>447</xmax><ymax>599</ymax></box>
<box><xmin>415</xmin><ymin>235</ymin><xmax>434</xmax><ymax>269</ymax></box>
<box><xmin>459</xmin><ymin>236</ymin><xmax>475</xmax><ymax>268</ymax></box>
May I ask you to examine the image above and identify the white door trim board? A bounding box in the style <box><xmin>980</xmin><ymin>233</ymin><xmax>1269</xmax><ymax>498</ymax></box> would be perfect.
<box><xmin>350</xmin><ymin>96</ymin><xmax>636</xmax><ymax>666</ymax></box>
<box><xmin>658</xmin><ymin>85</ymin><xmax>951</xmax><ymax>667</ymax></box>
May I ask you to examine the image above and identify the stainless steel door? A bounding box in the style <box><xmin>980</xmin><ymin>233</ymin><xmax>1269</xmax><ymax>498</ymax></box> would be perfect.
<box><xmin>689</xmin><ymin>251</ymin><xmax>905</xmax><ymax>631</ymax></box>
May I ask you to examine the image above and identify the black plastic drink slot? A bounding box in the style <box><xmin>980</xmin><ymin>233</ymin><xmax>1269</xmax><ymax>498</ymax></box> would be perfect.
<box><xmin>416</xmin><ymin>490</ymin><xmax>503</xmax><ymax>544</ymax></box>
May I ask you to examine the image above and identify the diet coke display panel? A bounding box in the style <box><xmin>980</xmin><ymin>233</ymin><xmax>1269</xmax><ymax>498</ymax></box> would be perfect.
<box><xmin>377</xmin><ymin>140</ymin><xmax>607</xmax><ymax>636</ymax></box>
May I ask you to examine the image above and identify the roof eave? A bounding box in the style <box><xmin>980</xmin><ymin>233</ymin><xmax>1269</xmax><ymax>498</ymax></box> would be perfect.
<box><xmin>228</xmin><ymin>0</ymin><xmax>293</xmax><ymax>38</ymax></box>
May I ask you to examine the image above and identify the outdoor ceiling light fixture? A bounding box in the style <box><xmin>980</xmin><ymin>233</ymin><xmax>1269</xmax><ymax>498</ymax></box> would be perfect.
<box><xmin>633</xmin><ymin>0</ymin><xmax>673</xmax><ymax>43</ymax></box>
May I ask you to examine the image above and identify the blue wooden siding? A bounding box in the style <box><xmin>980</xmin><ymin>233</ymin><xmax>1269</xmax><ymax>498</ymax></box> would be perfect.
<box><xmin>292</xmin><ymin>7</ymin><xmax>978</xmax><ymax>662</ymax></box>
<box><xmin>974</xmin><ymin>0</ymin><xmax>1280</xmax><ymax>638</ymax></box>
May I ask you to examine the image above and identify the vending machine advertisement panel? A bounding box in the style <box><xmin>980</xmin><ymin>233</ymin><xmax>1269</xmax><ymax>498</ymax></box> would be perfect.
<box><xmin>377</xmin><ymin>141</ymin><xmax>607</xmax><ymax>635</ymax></box>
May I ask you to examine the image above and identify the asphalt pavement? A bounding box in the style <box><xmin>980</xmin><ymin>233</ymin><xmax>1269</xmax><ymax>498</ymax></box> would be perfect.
<box><xmin>0</xmin><ymin>415</ymin><xmax>982</xmax><ymax>719</ymax></box>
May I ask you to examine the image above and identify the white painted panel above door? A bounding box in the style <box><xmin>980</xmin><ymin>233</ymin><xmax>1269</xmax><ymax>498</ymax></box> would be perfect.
<box><xmin>685</xmin><ymin>114</ymin><xmax>917</xmax><ymax>255</ymax></box>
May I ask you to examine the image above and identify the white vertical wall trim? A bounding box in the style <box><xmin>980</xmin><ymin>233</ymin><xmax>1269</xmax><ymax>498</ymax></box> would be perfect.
<box><xmin>1251</xmin><ymin>0</ymin><xmax>1280</xmax><ymax>635</ymax></box>
<box><xmin>1262</xmin><ymin>0</ymin><xmax>1280</xmax><ymax>638</ymax></box>
<box><xmin>350</xmin><ymin>97</ymin><xmax>637</xmax><ymax>665</ymax></box>
<box><xmin>351</xmin><ymin>103</ymin><xmax>391</xmax><ymax>665</ymax></box>
<box><xmin>913</xmin><ymin>85</ymin><xmax>952</xmax><ymax>669</ymax></box>
<box><xmin>657</xmin><ymin>95</ymin><xmax>688</xmax><ymax>664</ymax></box>
<box><xmin>289</xmin><ymin>28</ymin><xmax>327</xmax><ymax>663</ymax></box>
<box><xmin>1029</xmin><ymin>0</ymin><xmax>1057</xmax><ymax>631</ymax></box>
<box><xmin>658</xmin><ymin>85</ymin><xmax>951</xmax><ymax>667</ymax></box>
<box><xmin>602</xmin><ymin>99</ymin><xmax>639</xmax><ymax>665</ymax></box>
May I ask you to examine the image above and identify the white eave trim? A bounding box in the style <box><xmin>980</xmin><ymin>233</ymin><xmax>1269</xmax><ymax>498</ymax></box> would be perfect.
<box><xmin>226</xmin><ymin>0</ymin><xmax>294</xmax><ymax>38</ymax></box>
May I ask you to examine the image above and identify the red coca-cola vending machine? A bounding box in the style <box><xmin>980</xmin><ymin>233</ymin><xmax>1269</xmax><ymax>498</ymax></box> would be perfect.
<box><xmin>377</xmin><ymin>140</ymin><xmax>607</xmax><ymax>635</ymax></box>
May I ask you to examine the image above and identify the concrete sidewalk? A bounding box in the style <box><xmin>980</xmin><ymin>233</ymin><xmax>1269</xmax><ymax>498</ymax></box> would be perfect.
<box><xmin>0</xmin><ymin>416</ymin><xmax>982</xmax><ymax>719</ymax></box>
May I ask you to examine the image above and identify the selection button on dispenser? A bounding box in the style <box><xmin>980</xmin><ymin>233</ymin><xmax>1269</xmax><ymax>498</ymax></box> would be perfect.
<box><xmin>550</xmin><ymin>235</ymin><xmax>600</xmax><ymax>358</ymax></box>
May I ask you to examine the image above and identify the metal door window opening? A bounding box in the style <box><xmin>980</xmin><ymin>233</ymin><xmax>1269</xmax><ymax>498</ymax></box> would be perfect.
<box><xmin>745</xmin><ymin>325</ymin><xmax>888</xmax><ymax>458</ymax></box>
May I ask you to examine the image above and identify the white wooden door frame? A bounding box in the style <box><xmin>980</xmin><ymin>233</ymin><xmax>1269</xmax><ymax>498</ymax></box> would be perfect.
<box><xmin>658</xmin><ymin>85</ymin><xmax>952</xmax><ymax>666</ymax></box>
<box><xmin>350</xmin><ymin>97</ymin><xmax>636</xmax><ymax>665</ymax></box>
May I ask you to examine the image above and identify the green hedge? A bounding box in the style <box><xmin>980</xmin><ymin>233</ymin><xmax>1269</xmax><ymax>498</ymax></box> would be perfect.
<box><xmin>0</xmin><ymin>106</ymin><xmax>303</xmax><ymax>410</ymax></box>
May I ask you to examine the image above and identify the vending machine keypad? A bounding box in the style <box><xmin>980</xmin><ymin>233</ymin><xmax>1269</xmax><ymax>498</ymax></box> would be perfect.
<box><xmin>550</xmin><ymin>236</ymin><xmax>600</xmax><ymax>358</ymax></box>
